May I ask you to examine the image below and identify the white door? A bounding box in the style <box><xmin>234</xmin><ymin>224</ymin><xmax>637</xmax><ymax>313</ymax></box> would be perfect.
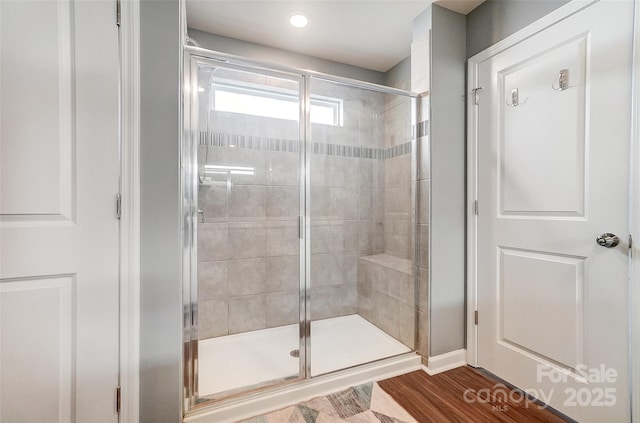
<box><xmin>1</xmin><ymin>1</ymin><xmax>120</xmax><ymax>422</ymax></box>
<box><xmin>474</xmin><ymin>1</ymin><xmax>632</xmax><ymax>421</ymax></box>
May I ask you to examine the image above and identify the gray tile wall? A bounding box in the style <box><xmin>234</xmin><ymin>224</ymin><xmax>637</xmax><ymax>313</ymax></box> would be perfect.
<box><xmin>197</xmin><ymin>76</ymin><xmax>419</xmax><ymax>345</ymax></box>
<box><xmin>196</xmin><ymin>70</ymin><xmax>303</xmax><ymax>339</ymax></box>
<box><xmin>382</xmin><ymin>96</ymin><xmax>414</xmax><ymax>260</ymax></box>
<box><xmin>308</xmin><ymin>80</ymin><xmax>385</xmax><ymax>322</ymax></box>
<box><xmin>415</xmin><ymin>96</ymin><xmax>430</xmax><ymax>358</ymax></box>
<box><xmin>358</xmin><ymin>255</ymin><xmax>415</xmax><ymax>348</ymax></box>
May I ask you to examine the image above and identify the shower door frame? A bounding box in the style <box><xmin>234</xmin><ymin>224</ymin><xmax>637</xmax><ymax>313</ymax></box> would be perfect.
<box><xmin>182</xmin><ymin>45</ymin><xmax>421</xmax><ymax>414</ymax></box>
<box><xmin>182</xmin><ymin>50</ymin><xmax>309</xmax><ymax>409</ymax></box>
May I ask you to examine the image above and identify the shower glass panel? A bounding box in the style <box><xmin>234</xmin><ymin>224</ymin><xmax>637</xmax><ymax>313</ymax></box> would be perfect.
<box><xmin>308</xmin><ymin>77</ymin><xmax>416</xmax><ymax>376</ymax></box>
<box><xmin>189</xmin><ymin>59</ymin><xmax>305</xmax><ymax>401</ymax></box>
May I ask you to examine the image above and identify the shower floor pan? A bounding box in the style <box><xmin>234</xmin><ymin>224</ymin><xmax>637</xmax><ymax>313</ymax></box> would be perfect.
<box><xmin>198</xmin><ymin>314</ymin><xmax>411</xmax><ymax>397</ymax></box>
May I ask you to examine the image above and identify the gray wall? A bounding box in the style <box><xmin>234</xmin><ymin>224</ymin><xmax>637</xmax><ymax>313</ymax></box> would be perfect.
<box><xmin>429</xmin><ymin>4</ymin><xmax>467</xmax><ymax>356</ymax></box>
<box><xmin>188</xmin><ymin>28</ymin><xmax>386</xmax><ymax>85</ymax></box>
<box><xmin>466</xmin><ymin>0</ymin><xmax>569</xmax><ymax>58</ymax></box>
<box><xmin>384</xmin><ymin>56</ymin><xmax>411</xmax><ymax>91</ymax></box>
<box><xmin>139</xmin><ymin>1</ymin><xmax>182</xmax><ymax>422</ymax></box>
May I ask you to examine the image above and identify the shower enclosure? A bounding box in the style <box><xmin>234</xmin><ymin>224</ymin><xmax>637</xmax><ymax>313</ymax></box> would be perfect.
<box><xmin>183</xmin><ymin>47</ymin><xmax>420</xmax><ymax>413</ymax></box>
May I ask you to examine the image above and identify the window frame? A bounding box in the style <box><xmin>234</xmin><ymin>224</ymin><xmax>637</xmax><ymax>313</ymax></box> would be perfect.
<box><xmin>210</xmin><ymin>79</ymin><xmax>343</xmax><ymax>126</ymax></box>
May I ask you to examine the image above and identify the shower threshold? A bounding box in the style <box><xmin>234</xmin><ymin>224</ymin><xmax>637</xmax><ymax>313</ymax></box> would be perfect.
<box><xmin>198</xmin><ymin>314</ymin><xmax>411</xmax><ymax>397</ymax></box>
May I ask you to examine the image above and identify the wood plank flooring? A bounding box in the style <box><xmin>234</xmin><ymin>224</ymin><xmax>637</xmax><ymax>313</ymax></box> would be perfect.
<box><xmin>378</xmin><ymin>367</ymin><xmax>572</xmax><ymax>423</ymax></box>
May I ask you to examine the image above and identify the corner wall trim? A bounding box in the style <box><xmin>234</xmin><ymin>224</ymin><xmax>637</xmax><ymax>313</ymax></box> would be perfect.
<box><xmin>118</xmin><ymin>0</ymin><xmax>141</xmax><ymax>421</ymax></box>
<box><xmin>424</xmin><ymin>349</ymin><xmax>466</xmax><ymax>375</ymax></box>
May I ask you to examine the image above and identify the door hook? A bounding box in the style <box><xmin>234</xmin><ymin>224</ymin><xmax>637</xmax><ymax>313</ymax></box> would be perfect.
<box><xmin>552</xmin><ymin>68</ymin><xmax>570</xmax><ymax>91</ymax></box>
<box><xmin>506</xmin><ymin>88</ymin><xmax>526</xmax><ymax>107</ymax></box>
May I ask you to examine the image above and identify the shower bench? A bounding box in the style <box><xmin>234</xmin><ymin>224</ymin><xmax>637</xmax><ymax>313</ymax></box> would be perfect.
<box><xmin>356</xmin><ymin>254</ymin><xmax>415</xmax><ymax>349</ymax></box>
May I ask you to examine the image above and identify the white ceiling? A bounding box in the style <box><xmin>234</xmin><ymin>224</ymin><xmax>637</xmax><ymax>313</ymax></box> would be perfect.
<box><xmin>186</xmin><ymin>0</ymin><xmax>484</xmax><ymax>73</ymax></box>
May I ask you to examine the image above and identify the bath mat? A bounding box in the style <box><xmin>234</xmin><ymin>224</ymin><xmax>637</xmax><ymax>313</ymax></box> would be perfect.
<box><xmin>239</xmin><ymin>381</ymin><xmax>418</xmax><ymax>423</ymax></box>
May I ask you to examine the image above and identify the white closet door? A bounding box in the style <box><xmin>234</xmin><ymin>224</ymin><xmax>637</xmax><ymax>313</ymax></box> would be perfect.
<box><xmin>1</xmin><ymin>1</ymin><xmax>120</xmax><ymax>421</ymax></box>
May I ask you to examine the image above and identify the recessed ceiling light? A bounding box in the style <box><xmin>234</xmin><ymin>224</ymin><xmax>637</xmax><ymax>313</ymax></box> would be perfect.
<box><xmin>289</xmin><ymin>14</ymin><xmax>308</xmax><ymax>28</ymax></box>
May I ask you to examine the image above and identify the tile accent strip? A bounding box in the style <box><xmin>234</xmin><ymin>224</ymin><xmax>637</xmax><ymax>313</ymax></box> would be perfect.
<box><xmin>198</xmin><ymin>132</ymin><xmax>300</xmax><ymax>153</ymax></box>
<box><xmin>198</xmin><ymin>131</ymin><xmax>412</xmax><ymax>160</ymax></box>
<box><xmin>384</xmin><ymin>143</ymin><xmax>412</xmax><ymax>160</ymax></box>
<box><xmin>416</xmin><ymin>120</ymin><xmax>429</xmax><ymax>138</ymax></box>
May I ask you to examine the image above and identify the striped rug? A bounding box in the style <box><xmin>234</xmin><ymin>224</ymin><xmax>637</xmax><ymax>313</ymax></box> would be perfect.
<box><xmin>239</xmin><ymin>381</ymin><xmax>418</xmax><ymax>423</ymax></box>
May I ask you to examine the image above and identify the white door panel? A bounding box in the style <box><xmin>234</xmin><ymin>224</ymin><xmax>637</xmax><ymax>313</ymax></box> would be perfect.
<box><xmin>501</xmin><ymin>34</ymin><xmax>587</xmax><ymax>217</ymax></box>
<box><xmin>1</xmin><ymin>1</ymin><xmax>120</xmax><ymax>422</ymax></box>
<box><xmin>1</xmin><ymin>277</ymin><xmax>74</xmax><ymax>422</ymax></box>
<box><xmin>500</xmin><ymin>248</ymin><xmax>585</xmax><ymax>369</ymax></box>
<box><xmin>476</xmin><ymin>1</ymin><xmax>631</xmax><ymax>421</ymax></box>
<box><xmin>0</xmin><ymin>0</ymin><xmax>74</xmax><ymax>219</ymax></box>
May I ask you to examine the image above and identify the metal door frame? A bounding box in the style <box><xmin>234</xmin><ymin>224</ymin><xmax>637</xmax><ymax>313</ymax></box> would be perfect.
<box><xmin>182</xmin><ymin>45</ymin><xmax>419</xmax><ymax>414</ymax></box>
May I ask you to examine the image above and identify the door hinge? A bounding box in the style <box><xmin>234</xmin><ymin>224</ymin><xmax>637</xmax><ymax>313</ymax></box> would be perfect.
<box><xmin>630</xmin><ymin>234</ymin><xmax>633</xmax><ymax>250</ymax></box>
<box><xmin>116</xmin><ymin>385</ymin><xmax>121</xmax><ymax>415</ymax></box>
<box><xmin>116</xmin><ymin>0</ymin><xmax>121</xmax><ymax>27</ymax></box>
<box><xmin>472</xmin><ymin>87</ymin><xmax>484</xmax><ymax>106</ymax></box>
<box><xmin>474</xmin><ymin>310</ymin><xmax>478</xmax><ymax>325</ymax></box>
<box><xmin>115</xmin><ymin>193</ymin><xmax>122</xmax><ymax>220</ymax></box>
<box><xmin>473</xmin><ymin>200</ymin><xmax>478</xmax><ymax>215</ymax></box>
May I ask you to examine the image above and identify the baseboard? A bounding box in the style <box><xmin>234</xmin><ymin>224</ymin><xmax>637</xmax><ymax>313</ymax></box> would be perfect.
<box><xmin>423</xmin><ymin>349</ymin><xmax>467</xmax><ymax>375</ymax></box>
<box><xmin>184</xmin><ymin>353</ymin><xmax>422</xmax><ymax>423</ymax></box>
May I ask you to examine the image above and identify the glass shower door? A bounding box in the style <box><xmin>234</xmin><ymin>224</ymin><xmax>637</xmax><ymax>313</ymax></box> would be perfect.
<box><xmin>307</xmin><ymin>77</ymin><xmax>416</xmax><ymax>376</ymax></box>
<box><xmin>187</xmin><ymin>58</ymin><xmax>306</xmax><ymax>402</ymax></box>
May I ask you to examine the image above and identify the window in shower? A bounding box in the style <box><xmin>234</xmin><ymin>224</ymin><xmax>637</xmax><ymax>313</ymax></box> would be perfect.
<box><xmin>211</xmin><ymin>82</ymin><xmax>343</xmax><ymax>126</ymax></box>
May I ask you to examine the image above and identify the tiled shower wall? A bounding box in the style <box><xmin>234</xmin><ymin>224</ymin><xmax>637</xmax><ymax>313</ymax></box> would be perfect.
<box><xmin>197</xmin><ymin>73</ymin><xmax>418</xmax><ymax>339</ymax></box>
<box><xmin>354</xmin><ymin>87</ymin><xmax>418</xmax><ymax>352</ymax></box>
<box><xmin>196</xmin><ymin>70</ymin><xmax>303</xmax><ymax>339</ymax></box>
<box><xmin>416</xmin><ymin>101</ymin><xmax>430</xmax><ymax>358</ymax></box>
<box><xmin>308</xmin><ymin>79</ymin><xmax>387</xmax><ymax>322</ymax></box>
<box><xmin>197</xmin><ymin>135</ymin><xmax>302</xmax><ymax>338</ymax></box>
<box><xmin>382</xmin><ymin>94</ymin><xmax>413</xmax><ymax>259</ymax></box>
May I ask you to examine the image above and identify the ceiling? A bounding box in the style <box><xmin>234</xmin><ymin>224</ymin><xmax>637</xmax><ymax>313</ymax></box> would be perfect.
<box><xmin>186</xmin><ymin>1</ymin><xmax>484</xmax><ymax>73</ymax></box>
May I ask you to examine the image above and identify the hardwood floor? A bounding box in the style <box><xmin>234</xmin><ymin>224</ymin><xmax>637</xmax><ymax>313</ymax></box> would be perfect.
<box><xmin>378</xmin><ymin>367</ymin><xmax>572</xmax><ymax>423</ymax></box>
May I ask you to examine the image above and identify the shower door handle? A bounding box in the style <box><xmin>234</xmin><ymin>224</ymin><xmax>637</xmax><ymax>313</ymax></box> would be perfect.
<box><xmin>298</xmin><ymin>216</ymin><xmax>304</xmax><ymax>239</ymax></box>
